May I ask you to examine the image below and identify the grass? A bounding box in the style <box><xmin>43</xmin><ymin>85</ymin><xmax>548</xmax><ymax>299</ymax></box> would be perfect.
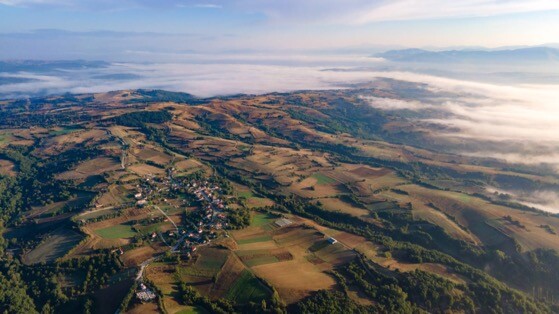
<box><xmin>236</xmin><ymin>235</ymin><xmax>273</xmax><ymax>245</ymax></box>
<box><xmin>79</xmin><ymin>208</ymin><xmax>116</xmax><ymax>221</ymax></box>
<box><xmin>225</xmin><ymin>270</ymin><xmax>269</xmax><ymax>304</ymax></box>
<box><xmin>237</xmin><ymin>190</ymin><xmax>254</xmax><ymax>199</ymax></box>
<box><xmin>0</xmin><ymin>134</ymin><xmax>8</xmax><ymax>145</ymax></box>
<box><xmin>49</xmin><ymin>127</ymin><xmax>80</xmax><ymax>136</ymax></box>
<box><xmin>311</xmin><ymin>173</ymin><xmax>336</xmax><ymax>185</ymax></box>
<box><xmin>251</xmin><ymin>213</ymin><xmax>276</xmax><ymax>227</ymax></box>
<box><xmin>176</xmin><ymin>306</ymin><xmax>207</xmax><ymax>314</ymax></box>
<box><xmin>137</xmin><ymin>222</ymin><xmax>166</xmax><ymax>234</ymax></box>
<box><xmin>95</xmin><ymin>224</ymin><xmax>136</xmax><ymax>239</ymax></box>
<box><xmin>197</xmin><ymin>256</ymin><xmax>227</xmax><ymax>270</ymax></box>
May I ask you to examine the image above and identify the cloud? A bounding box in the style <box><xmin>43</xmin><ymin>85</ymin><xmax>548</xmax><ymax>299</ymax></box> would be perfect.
<box><xmin>193</xmin><ymin>3</ymin><xmax>221</xmax><ymax>9</ymax></box>
<box><xmin>360</xmin><ymin>96</ymin><xmax>430</xmax><ymax>111</ymax></box>
<box><xmin>350</xmin><ymin>69</ymin><xmax>559</xmax><ymax>173</ymax></box>
<box><xmin>2</xmin><ymin>0</ymin><xmax>558</xmax><ymax>23</ymax></box>
<box><xmin>354</xmin><ymin>0</ymin><xmax>559</xmax><ymax>23</ymax></box>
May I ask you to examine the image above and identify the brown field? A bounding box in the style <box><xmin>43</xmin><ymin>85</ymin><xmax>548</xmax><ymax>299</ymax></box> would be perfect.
<box><xmin>43</xmin><ymin>128</ymin><xmax>107</xmax><ymax>151</ymax></box>
<box><xmin>127</xmin><ymin>302</ymin><xmax>159</xmax><ymax>314</ymax></box>
<box><xmin>121</xmin><ymin>246</ymin><xmax>158</xmax><ymax>267</ymax></box>
<box><xmin>133</xmin><ymin>147</ymin><xmax>173</xmax><ymax>166</ymax></box>
<box><xmin>210</xmin><ymin>254</ymin><xmax>247</xmax><ymax>298</ymax></box>
<box><xmin>0</xmin><ymin>159</ymin><xmax>16</xmax><ymax>176</ymax></box>
<box><xmin>246</xmin><ymin>197</ymin><xmax>274</xmax><ymax>209</ymax></box>
<box><xmin>378</xmin><ymin>189</ymin><xmax>481</xmax><ymax>245</ymax></box>
<box><xmin>231</xmin><ymin>219</ymin><xmax>356</xmax><ymax>304</ymax></box>
<box><xmin>57</xmin><ymin>157</ymin><xmax>121</xmax><ymax>180</ymax></box>
<box><xmin>317</xmin><ymin>197</ymin><xmax>370</xmax><ymax>218</ymax></box>
<box><xmin>22</xmin><ymin>228</ymin><xmax>84</xmax><ymax>265</ymax></box>
<box><xmin>287</xmin><ymin>177</ymin><xmax>347</xmax><ymax>198</ymax></box>
<box><xmin>399</xmin><ymin>184</ymin><xmax>559</xmax><ymax>252</ymax></box>
<box><xmin>174</xmin><ymin>158</ymin><xmax>204</xmax><ymax>173</ymax></box>
<box><xmin>108</xmin><ymin>125</ymin><xmax>146</xmax><ymax>146</ymax></box>
<box><xmin>73</xmin><ymin>208</ymin><xmax>150</xmax><ymax>254</ymax></box>
<box><xmin>96</xmin><ymin>184</ymin><xmax>134</xmax><ymax>207</ymax></box>
<box><xmin>128</xmin><ymin>163</ymin><xmax>166</xmax><ymax>176</ymax></box>
<box><xmin>144</xmin><ymin>262</ymin><xmax>196</xmax><ymax>314</ymax></box>
<box><xmin>251</xmin><ymin>257</ymin><xmax>336</xmax><ymax>304</ymax></box>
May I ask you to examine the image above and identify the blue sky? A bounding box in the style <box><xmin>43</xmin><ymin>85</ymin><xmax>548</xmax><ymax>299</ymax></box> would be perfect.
<box><xmin>1</xmin><ymin>0</ymin><xmax>559</xmax><ymax>59</ymax></box>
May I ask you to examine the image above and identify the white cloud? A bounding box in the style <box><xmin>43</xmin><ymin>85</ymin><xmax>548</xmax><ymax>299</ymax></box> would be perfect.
<box><xmin>2</xmin><ymin>0</ymin><xmax>558</xmax><ymax>23</ymax></box>
<box><xmin>360</xmin><ymin>96</ymin><xmax>430</xmax><ymax>111</ymax></box>
<box><xmin>354</xmin><ymin>0</ymin><xmax>559</xmax><ymax>23</ymax></box>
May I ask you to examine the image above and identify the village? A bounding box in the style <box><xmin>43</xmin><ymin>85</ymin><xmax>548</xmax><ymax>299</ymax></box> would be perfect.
<box><xmin>131</xmin><ymin>169</ymin><xmax>232</xmax><ymax>303</ymax></box>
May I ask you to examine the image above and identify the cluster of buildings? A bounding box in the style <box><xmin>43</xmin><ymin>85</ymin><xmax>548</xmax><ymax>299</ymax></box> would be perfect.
<box><xmin>174</xmin><ymin>179</ymin><xmax>230</xmax><ymax>254</ymax></box>
<box><xmin>136</xmin><ymin>283</ymin><xmax>156</xmax><ymax>302</ymax></box>
<box><xmin>133</xmin><ymin>173</ymin><xmax>231</xmax><ymax>255</ymax></box>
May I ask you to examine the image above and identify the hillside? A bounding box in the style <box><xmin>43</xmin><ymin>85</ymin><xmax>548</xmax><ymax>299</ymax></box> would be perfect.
<box><xmin>376</xmin><ymin>47</ymin><xmax>559</xmax><ymax>63</ymax></box>
<box><xmin>1</xmin><ymin>85</ymin><xmax>559</xmax><ymax>313</ymax></box>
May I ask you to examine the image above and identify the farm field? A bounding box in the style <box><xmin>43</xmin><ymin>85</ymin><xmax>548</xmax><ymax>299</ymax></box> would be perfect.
<box><xmin>95</xmin><ymin>224</ymin><xmax>136</xmax><ymax>239</ymax></box>
<box><xmin>230</xmin><ymin>213</ymin><xmax>356</xmax><ymax>304</ymax></box>
<box><xmin>22</xmin><ymin>228</ymin><xmax>84</xmax><ymax>265</ymax></box>
<box><xmin>2</xmin><ymin>88</ymin><xmax>559</xmax><ymax>313</ymax></box>
<box><xmin>398</xmin><ymin>184</ymin><xmax>559</xmax><ymax>252</ymax></box>
<box><xmin>56</xmin><ymin>157</ymin><xmax>121</xmax><ymax>180</ymax></box>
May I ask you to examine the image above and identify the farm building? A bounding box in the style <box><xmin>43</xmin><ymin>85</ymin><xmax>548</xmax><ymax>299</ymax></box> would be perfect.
<box><xmin>275</xmin><ymin>218</ymin><xmax>293</xmax><ymax>228</ymax></box>
<box><xmin>327</xmin><ymin>237</ymin><xmax>338</xmax><ymax>244</ymax></box>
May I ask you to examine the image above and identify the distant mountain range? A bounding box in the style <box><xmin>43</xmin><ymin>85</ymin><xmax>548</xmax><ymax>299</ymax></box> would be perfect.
<box><xmin>375</xmin><ymin>47</ymin><xmax>559</xmax><ymax>63</ymax></box>
<box><xmin>0</xmin><ymin>60</ymin><xmax>109</xmax><ymax>73</ymax></box>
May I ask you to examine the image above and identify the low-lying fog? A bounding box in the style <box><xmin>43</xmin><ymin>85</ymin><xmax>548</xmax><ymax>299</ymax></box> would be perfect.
<box><xmin>1</xmin><ymin>55</ymin><xmax>558</xmax><ymax>212</ymax></box>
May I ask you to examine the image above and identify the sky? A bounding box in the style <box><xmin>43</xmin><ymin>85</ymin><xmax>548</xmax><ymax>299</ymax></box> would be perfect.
<box><xmin>1</xmin><ymin>0</ymin><xmax>559</xmax><ymax>60</ymax></box>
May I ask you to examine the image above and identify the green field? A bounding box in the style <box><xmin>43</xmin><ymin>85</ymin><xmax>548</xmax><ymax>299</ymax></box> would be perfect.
<box><xmin>49</xmin><ymin>127</ymin><xmax>81</xmax><ymax>136</ymax></box>
<box><xmin>95</xmin><ymin>224</ymin><xmax>136</xmax><ymax>239</ymax></box>
<box><xmin>236</xmin><ymin>234</ymin><xmax>273</xmax><ymax>245</ymax></box>
<box><xmin>237</xmin><ymin>190</ymin><xmax>254</xmax><ymax>199</ymax></box>
<box><xmin>0</xmin><ymin>134</ymin><xmax>8</xmax><ymax>145</ymax></box>
<box><xmin>137</xmin><ymin>222</ymin><xmax>166</xmax><ymax>234</ymax></box>
<box><xmin>176</xmin><ymin>306</ymin><xmax>207</xmax><ymax>314</ymax></box>
<box><xmin>225</xmin><ymin>270</ymin><xmax>270</xmax><ymax>304</ymax></box>
<box><xmin>251</xmin><ymin>213</ymin><xmax>276</xmax><ymax>227</ymax></box>
<box><xmin>79</xmin><ymin>208</ymin><xmax>116</xmax><ymax>221</ymax></box>
<box><xmin>197</xmin><ymin>255</ymin><xmax>228</xmax><ymax>270</ymax></box>
<box><xmin>311</xmin><ymin>173</ymin><xmax>336</xmax><ymax>185</ymax></box>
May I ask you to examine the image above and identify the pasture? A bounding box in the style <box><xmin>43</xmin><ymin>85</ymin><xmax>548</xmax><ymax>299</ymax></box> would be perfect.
<box><xmin>311</xmin><ymin>172</ymin><xmax>336</xmax><ymax>185</ymax></box>
<box><xmin>95</xmin><ymin>224</ymin><xmax>136</xmax><ymax>239</ymax></box>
